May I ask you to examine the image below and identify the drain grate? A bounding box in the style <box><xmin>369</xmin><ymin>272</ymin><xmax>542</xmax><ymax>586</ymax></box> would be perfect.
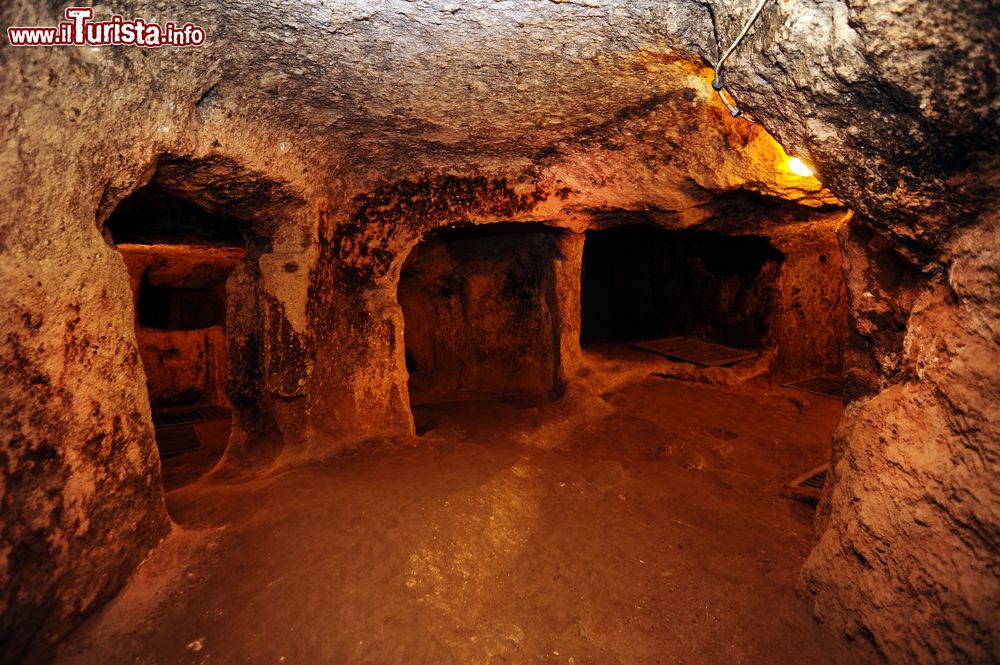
<box><xmin>152</xmin><ymin>405</ymin><xmax>231</xmax><ymax>428</ymax></box>
<box><xmin>154</xmin><ymin>425</ymin><xmax>204</xmax><ymax>458</ymax></box>
<box><xmin>785</xmin><ymin>463</ymin><xmax>830</xmax><ymax>501</ymax></box>
<box><xmin>783</xmin><ymin>377</ymin><xmax>845</xmax><ymax>400</ymax></box>
<box><xmin>632</xmin><ymin>336</ymin><xmax>759</xmax><ymax>367</ymax></box>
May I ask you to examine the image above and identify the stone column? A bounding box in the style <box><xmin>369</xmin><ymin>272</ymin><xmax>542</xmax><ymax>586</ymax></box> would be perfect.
<box><xmin>549</xmin><ymin>232</ymin><xmax>585</xmax><ymax>389</ymax></box>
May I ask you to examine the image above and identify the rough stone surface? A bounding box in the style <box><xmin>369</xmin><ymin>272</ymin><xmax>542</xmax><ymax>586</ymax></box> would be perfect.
<box><xmin>766</xmin><ymin>209</ymin><xmax>850</xmax><ymax>376</ymax></box>
<box><xmin>1</xmin><ymin>0</ymin><xmax>996</xmax><ymax>662</ymax></box>
<box><xmin>714</xmin><ymin>3</ymin><xmax>999</xmax><ymax>663</ymax></box>
<box><xmin>399</xmin><ymin>225</ymin><xmax>566</xmax><ymax>403</ymax></box>
<box><xmin>803</xmin><ymin>213</ymin><xmax>1000</xmax><ymax>664</ymax></box>
<box><xmin>716</xmin><ymin>0</ymin><xmax>999</xmax><ymax>248</ymax></box>
<box><xmin>135</xmin><ymin>328</ymin><xmax>228</xmax><ymax>409</ymax></box>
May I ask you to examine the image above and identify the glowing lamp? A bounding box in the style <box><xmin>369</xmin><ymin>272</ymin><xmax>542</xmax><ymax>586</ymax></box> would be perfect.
<box><xmin>787</xmin><ymin>157</ymin><xmax>814</xmax><ymax>177</ymax></box>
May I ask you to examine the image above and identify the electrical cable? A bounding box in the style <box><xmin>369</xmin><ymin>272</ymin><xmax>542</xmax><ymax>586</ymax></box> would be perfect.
<box><xmin>712</xmin><ymin>0</ymin><xmax>771</xmax><ymax>119</ymax></box>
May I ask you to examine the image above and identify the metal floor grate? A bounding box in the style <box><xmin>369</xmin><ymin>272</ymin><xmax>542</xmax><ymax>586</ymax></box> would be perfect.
<box><xmin>152</xmin><ymin>405</ymin><xmax>231</xmax><ymax>428</ymax></box>
<box><xmin>632</xmin><ymin>336</ymin><xmax>759</xmax><ymax>367</ymax></box>
<box><xmin>785</xmin><ymin>463</ymin><xmax>830</xmax><ymax>501</ymax></box>
<box><xmin>783</xmin><ymin>377</ymin><xmax>845</xmax><ymax>400</ymax></box>
<box><xmin>154</xmin><ymin>425</ymin><xmax>204</xmax><ymax>458</ymax></box>
<box><xmin>798</xmin><ymin>468</ymin><xmax>828</xmax><ymax>489</ymax></box>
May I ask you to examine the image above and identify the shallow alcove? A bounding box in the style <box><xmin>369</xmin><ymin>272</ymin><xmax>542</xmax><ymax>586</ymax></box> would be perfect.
<box><xmin>106</xmin><ymin>181</ymin><xmax>246</xmax><ymax>489</ymax></box>
<box><xmin>581</xmin><ymin>225</ymin><xmax>783</xmax><ymax>350</ymax></box>
<box><xmin>398</xmin><ymin>223</ymin><xmax>568</xmax><ymax>409</ymax></box>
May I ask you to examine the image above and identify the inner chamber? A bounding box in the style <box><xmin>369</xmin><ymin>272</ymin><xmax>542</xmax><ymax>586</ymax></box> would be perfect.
<box><xmin>398</xmin><ymin>223</ymin><xmax>566</xmax><ymax>406</ymax></box>
<box><xmin>581</xmin><ymin>226</ymin><xmax>783</xmax><ymax>349</ymax></box>
<box><xmin>106</xmin><ymin>183</ymin><xmax>245</xmax><ymax>488</ymax></box>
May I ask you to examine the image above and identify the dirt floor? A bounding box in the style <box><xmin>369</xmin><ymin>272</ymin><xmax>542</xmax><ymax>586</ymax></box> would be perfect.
<box><xmin>56</xmin><ymin>371</ymin><xmax>867</xmax><ymax>665</ymax></box>
<box><xmin>159</xmin><ymin>418</ymin><xmax>231</xmax><ymax>492</ymax></box>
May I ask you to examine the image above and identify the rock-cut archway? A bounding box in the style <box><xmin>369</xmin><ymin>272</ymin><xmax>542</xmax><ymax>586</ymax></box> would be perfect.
<box><xmin>396</xmin><ymin>222</ymin><xmax>583</xmax><ymax>432</ymax></box>
<box><xmin>102</xmin><ymin>156</ymin><xmax>311</xmax><ymax>486</ymax></box>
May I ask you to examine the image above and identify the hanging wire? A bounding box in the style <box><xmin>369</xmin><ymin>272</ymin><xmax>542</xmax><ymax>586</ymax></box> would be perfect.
<box><xmin>712</xmin><ymin>0</ymin><xmax>772</xmax><ymax>119</ymax></box>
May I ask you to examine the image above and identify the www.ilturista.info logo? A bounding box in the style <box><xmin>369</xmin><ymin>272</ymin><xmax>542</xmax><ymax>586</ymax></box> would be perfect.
<box><xmin>6</xmin><ymin>7</ymin><xmax>206</xmax><ymax>48</ymax></box>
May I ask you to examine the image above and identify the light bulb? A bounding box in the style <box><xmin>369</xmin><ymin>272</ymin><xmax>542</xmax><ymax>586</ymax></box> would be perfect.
<box><xmin>787</xmin><ymin>157</ymin><xmax>814</xmax><ymax>177</ymax></box>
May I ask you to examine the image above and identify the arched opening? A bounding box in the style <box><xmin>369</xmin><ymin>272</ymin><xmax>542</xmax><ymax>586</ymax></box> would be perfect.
<box><xmin>397</xmin><ymin>222</ymin><xmax>569</xmax><ymax>429</ymax></box>
<box><xmin>106</xmin><ymin>180</ymin><xmax>246</xmax><ymax>491</ymax></box>
<box><xmin>581</xmin><ymin>225</ymin><xmax>783</xmax><ymax>350</ymax></box>
<box><xmin>579</xmin><ymin>201</ymin><xmax>849</xmax><ymax>387</ymax></box>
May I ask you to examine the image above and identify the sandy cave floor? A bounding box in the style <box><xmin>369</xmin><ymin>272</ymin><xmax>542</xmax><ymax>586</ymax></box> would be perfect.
<box><xmin>57</xmin><ymin>374</ymin><xmax>867</xmax><ymax>665</ymax></box>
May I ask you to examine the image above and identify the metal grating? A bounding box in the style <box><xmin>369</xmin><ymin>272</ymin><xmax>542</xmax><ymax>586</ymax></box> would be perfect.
<box><xmin>798</xmin><ymin>468</ymin><xmax>828</xmax><ymax>489</ymax></box>
<box><xmin>154</xmin><ymin>425</ymin><xmax>204</xmax><ymax>458</ymax></box>
<box><xmin>783</xmin><ymin>377</ymin><xmax>845</xmax><ymax>401</ymax></box>
<box><xmin>152</xmin><ymin>405</ymin><xmax>231</xmax><ymax>428</ymax></box>
<box><xmin>785</xmin><ymin>463</ymin><xmax>830</xmax><ymax>501</ymax></box>
<box><xmin>632</xmin><ymin>336</ymin><xmax>759</xmax><ymax>367</ymax></box>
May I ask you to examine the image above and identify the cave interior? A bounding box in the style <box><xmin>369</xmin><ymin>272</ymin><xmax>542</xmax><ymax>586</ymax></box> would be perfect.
<box><xmin>1</xmin><ymin>2</ymin><xmax>996</xmax><ymax>665</ymax></box>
